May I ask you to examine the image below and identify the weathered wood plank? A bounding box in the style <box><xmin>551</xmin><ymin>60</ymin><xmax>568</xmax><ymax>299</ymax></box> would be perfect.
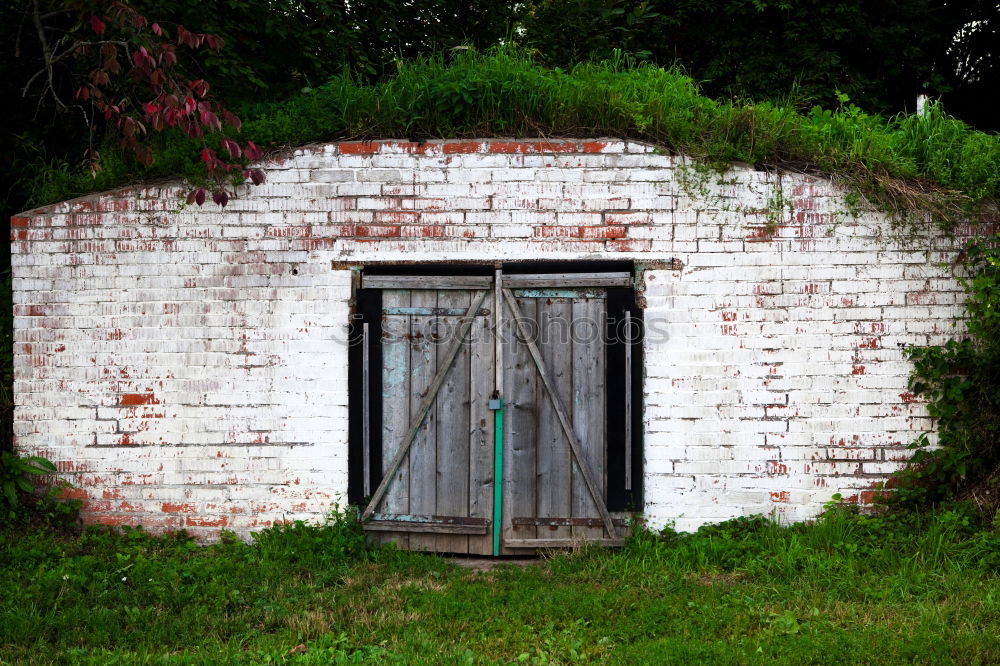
<box><xmin>383</xmin><ymin>307</ymin><xmax>490</xmax><ymax>316</ymax></box>
<box><xmin>434</xmin><ymin>289</ymin><xmax>472</xmax><ymax>554</ymax></box>
<box><xmin>468</xmin><ymin>303</ymin><xmax>494</xmax><ymax>555</ymax></box>
<box><xmin>572</xmin><ymin>297</ymin><xmax>607</xmax><ymax>541</ymax></box>
<box><xmin>364</xmin><ymin>521</ymin><xmax>487</xmax><ymax>535</ymax></box>
<box><xmin>408</xmin><ymin>289</ymin><xmax>438</xmax><ymax>552</ymax></box>
<box><xmin>502</xmin><ymin>295</ymin><xmax>538</xmax><ymax>550</ymax></box>
<box><xmin>511</xmin><ymin>516</ymin><xmax>630</xmax><ymax>527</ymax></box>
<box><xmin>378</xmin><ymin>289</ymin><xmax>411</xmax><ymax>550</ymax></box>
<box><xmin>362</xmin><ymin>275</ymin><xmax>493</xmax><ymax>289</ymax></box>
<box><xmin>511</xmin><ymin>289</ymin><xmax>605</xmax><ymax>299</ymax></box>
<box><xmin>502</xmin><ymin>273</ymin><xmax>631</xmax><ymax>288</ymax></box>
<box><xmin>536</xmin><ymin>297</ymin><xmax>572</xmax><ymax>542</ymax></box>
<box><xmin>502</xmin><ymin>538</ymin><xmax>625</xmax><ymax>549</ymax></box>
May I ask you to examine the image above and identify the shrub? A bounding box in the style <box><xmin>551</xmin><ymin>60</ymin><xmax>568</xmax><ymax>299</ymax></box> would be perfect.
<box><xmin>890</xmin><ymin>232</ymin><xmax>1000</xmax><ymax>511</ymax></box>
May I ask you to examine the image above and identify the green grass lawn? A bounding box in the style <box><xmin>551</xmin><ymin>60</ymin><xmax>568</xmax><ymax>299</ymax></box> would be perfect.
<box><xmin>2</xmin><ymin>507</ymin><xmax>999</xmax><ymax>665</ymax></box>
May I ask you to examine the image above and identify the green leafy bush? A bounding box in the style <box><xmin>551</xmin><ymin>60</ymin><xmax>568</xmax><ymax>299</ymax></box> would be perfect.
<box><xmin>890</xmin><ymin>232</ymin><xmax>1000</xmax><ymax>510</ymax></box>
<box><xmin>0</xmin><ymin>452</ymin><xmax>81</xmax><ymax>528</ymax></box>
<box><xmin>0</xmin><ymin>452</ymin><xmax>55</xmax><ymax>518</ymax></box>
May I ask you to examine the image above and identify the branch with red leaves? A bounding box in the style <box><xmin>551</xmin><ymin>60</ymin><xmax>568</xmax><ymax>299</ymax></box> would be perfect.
<box><xmin>22</xmin><ymin>0</ymin><xmax>264</xmax><ymax>206</ymax></box>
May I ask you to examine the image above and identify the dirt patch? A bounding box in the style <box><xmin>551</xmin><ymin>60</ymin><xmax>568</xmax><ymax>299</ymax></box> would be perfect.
<box><xmin>448</xmin><ymin>556</ymin><xmax>541</xmax><ymax>572</ymax></box>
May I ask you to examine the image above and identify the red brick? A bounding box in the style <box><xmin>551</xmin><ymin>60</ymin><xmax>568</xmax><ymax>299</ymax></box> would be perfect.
<box><xmin>161</xmin><ymin>502</ymin><xmax>197</xmax><ymax>513</ymax></box>
<box><xmin>120</xmin><ymin>393</ymin><xmax>159</xmax><ymax>406</ymax></box>
<box><xmin>60</xmin><ymin>487</ymin><xmax>89</xmax><ymax>501</ymax></box>
<box><xmin>337</xmin><ymin>141</ymin><xmax>380</xmax><ymax>154</ymax></box>
<box><xmin>355</xmin><ymin>225</ymin><xmax>401</xmax><ymax>238</ymax></box>
<box><xmin>534</xmin><ymin>141</ymin><xmax>577</xmax><ymax>152</ymax></box>
<box><xmin>400</xmin><ymin>225</ymin><xmax>445</xmax><ymax>238</ymax></box>
<box><xmin>581</xmin><ymin>141</ymin><xmax>609</xmax><ymax>153</ymax></box>
<box><xmin>860</xmin><ymin>490</ymin><xmax>889</xmax><ymax>504</ymax></box>
<box><xmin>442</xmin><ymin>141</ymin><xmax>483</xmax><ymax>154</ymax></box>
<box><xmin>581</xmin><ymin>226</ymin><xmax>626</xmax><ymax>239</ymax></box>
<box><xmin>91</xmin><ymin>514</ymin><xmax>135</xmax><ymax>526</ymax></box>
<box><xmin>534</xmin><ymin>226</ymin><xmax>581</xmax><ymax>238</ymax></box>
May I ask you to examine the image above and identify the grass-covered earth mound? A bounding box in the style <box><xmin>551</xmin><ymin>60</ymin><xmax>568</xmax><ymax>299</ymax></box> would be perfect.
<box><xmin>26</xmin><ymin>48</ymin><xmax>1000</xmax><ymax>226</ymax></box>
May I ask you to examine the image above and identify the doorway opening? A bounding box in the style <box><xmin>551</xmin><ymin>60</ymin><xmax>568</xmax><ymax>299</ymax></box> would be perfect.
<box><xmin>347</xmin><ymin>262</ymin><xmax>643</xmax><ymax>554</ymax></box>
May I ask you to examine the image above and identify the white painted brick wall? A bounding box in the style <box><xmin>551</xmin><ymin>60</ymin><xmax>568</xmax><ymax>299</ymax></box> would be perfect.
<box><xmin>11</xmin><ymin>139</ymin><xmax>973</xmax><ymax>539</ymax></box>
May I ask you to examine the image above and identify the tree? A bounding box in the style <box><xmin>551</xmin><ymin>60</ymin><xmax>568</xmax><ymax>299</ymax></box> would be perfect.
<box><xmin>2</xmin><ymin>0</ymin><xmax>520</xmax><ymax>225</ymax></box>
<box><xmin>519</xmin><ymin>0</ymin><xmax>1000</xmax><ymax>127</ymax></box>
<box><xmin>18</xmin><ymin>0</ymin><xmax>264</xmax><ymax>206</ymax></box>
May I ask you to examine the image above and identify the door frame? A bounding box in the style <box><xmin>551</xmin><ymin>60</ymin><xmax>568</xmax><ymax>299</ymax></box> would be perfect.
<box><xmin>347</xmin><ymin>262</ymin><xmax>644</xmax><ymax>553</ymax></box>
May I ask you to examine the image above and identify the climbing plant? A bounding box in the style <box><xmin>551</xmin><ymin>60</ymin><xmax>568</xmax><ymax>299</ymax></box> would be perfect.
<box><xmin>889</xmin><ymin>233</ymin><xmax>1000</xmax><ymax>512</ymax></box>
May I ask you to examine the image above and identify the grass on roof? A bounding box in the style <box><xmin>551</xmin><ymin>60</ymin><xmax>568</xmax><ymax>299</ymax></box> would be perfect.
<box><xmin>27</xmin><ymin>48</ymin><xmax>1000</xmax><ymax>226</ymax></box>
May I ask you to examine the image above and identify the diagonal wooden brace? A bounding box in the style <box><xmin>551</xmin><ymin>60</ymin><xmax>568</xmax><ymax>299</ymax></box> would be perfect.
<box><xmin>501</xmin><ymin>288</ymin><xmax>618</xmax><ymax>539</ymax></box>
<box><xmin>362</xmin><ymin>289</ymin><xmax>490</xmax><ymax>522</ymax></box>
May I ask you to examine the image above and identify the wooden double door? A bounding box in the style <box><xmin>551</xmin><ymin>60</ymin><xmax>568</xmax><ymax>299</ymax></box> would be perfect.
<box><xmin>350</xmin><ymin>269</ymin><xmax>639</xmax><ymax>555</ymax></box>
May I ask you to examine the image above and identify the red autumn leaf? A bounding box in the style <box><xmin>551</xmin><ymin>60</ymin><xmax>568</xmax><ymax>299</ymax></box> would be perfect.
<box><xmin>189</xmin><ymin>79</ymin><xmax>210</xmax><ymax>98</ymax></box>
<box><xmin>244</xmin><ymin>141</ymin><xmax>262</xmax><ymax>161</ymax></box>
<box><xmin>143</xmin><ymin>102</ymin><xmax>159</xmax><ymax>115</ymax></box>
<box><xmin>222</xmin><ymin>110</ymin><xmax>242</xmax><ymax>131</ymax></box>
<box><xmin>152</xmin><ymin>22</ymin><xmax>162</xmax><ymax>36</ymax></box>
<box><xmin>212</xmin><ymin>190</ymin><xmax>229</xmax><ymax>207</ymax></box>
<box><xmin>186</xmin><ymin>189</ymin><xmax>197</xmax><ymax>205</ymax></box>
<box><xmin>90</xmin><ymin>15</ymin><xmax>106</xmax><ymax>35</ymax></box>
<box><xmin>250</xmin><ymin>168</ymin><xmax>266</xmax><ymax>185</ymax></box>
<box><xmin>221</xmin><ymin>137</ymin><xmax>241</xmax><ymax>158</ymax></box>
<box><xmin>75</xmin><ymin>86</ymin><xmax>90</xmax><ymax>101</ymax></box>
<box><xmin>195</xmin><ymin>188</ymin><xmax>206</xmax><ymax>206</ymax></box>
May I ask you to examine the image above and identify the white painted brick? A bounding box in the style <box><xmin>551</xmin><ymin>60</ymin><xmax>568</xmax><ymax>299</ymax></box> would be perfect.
<box><xmin>11</xmin><ymin>138</ymin><xmax>969</xmax><ymax>540</ymax></box>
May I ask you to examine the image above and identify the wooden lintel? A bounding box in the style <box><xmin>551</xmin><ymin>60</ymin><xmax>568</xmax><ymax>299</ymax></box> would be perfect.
<box><xmin>503</xmin><ymin>273</ymin><xmax>631</xmax><ymax>288</ymax></box>
<box><xmin>362</xmin><ymin>275</ymin><xmax>494</xmax><ymax>290</ymax></box>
